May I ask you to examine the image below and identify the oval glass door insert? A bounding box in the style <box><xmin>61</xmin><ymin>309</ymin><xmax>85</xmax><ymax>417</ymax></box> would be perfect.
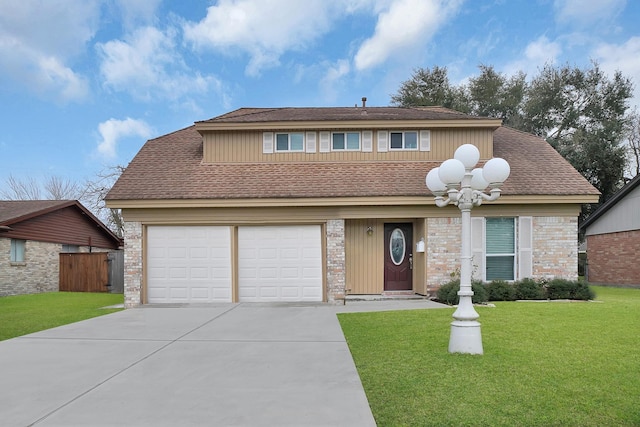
<box><xmin>390</xmin><ymin>228</ymin><xmax>406</xmax><ymax>265</ymax></box>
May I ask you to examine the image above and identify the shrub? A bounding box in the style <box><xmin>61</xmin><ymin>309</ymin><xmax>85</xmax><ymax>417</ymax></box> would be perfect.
<box><xmin>436</xmin><ymin>279</ymin><xmax>488</xmax><ymax>305</ymax></box>
<box><xmin>514</xmin><ymin>278</ymin><xmax>546</xmax><ymax>300</ymax></box>
<box><xmin>485</xmin><ymin>280</ymin><xmax>516</xmax><ymax>301</ymax></box>
<box><xmin>545</xmin><ymin>279</ymin><xmax>595</xmax><ymax>300</ymax></box>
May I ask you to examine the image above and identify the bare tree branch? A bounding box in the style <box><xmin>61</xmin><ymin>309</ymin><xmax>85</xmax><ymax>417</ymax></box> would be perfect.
<box><xmin>1</xmin><ymin>175</ymin><xmax>42</xmax><ymax>200</ymax></box>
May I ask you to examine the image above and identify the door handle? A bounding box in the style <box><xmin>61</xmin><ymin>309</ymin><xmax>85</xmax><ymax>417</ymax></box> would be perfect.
<box><xmin>409</xmin><ymin>253</ymin><xmax>413</xmax><ymax>270</ymax></box>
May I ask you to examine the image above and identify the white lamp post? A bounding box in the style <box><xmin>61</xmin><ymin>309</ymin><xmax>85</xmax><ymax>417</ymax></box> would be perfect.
<box><xmin>426</xmin><ymin>144</ymin><xmax>510</xmax><ymax>354</ymax></box>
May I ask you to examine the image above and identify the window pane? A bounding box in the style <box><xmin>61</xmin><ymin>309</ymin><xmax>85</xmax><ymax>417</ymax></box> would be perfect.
<box><xmin>332</xmin><ymin>133</ymin><xmax>345</xmax><ymax>150</ymax></box>
<box><xmin>486</xmin><ymin>256</ymin><xmax>514</xmax><ymax>280</ymax></box>
<box><xmin>276</xmin><ymin>134</ymin><xmax>289</xmax><ymax>151</ymax></box>
<box><xmin>486</xmin><ymin>217</ymin><xmax>515</xmax><ymax>254</ymax></box>
<box><xmin>346</xmin><ymin>133</ymin><xmax>360</xmax><ymax>150</ymax></box>
<box><xmin>11</xmin><ymin>239</ymin><xmax>25</xmax><ymax>262</ymax></box>
<box><xmin>405</xmin><ymin>132</ymin><xmax>418</xmax><ymax>149</ymax></box>
<box><xmin>290</xmin><ymin>133</ymin><xmax>304</xmax><ymax>151</ymax></box>
<box><xmin>390</xmin><ymin>132</ymin><xmax>403</xmax><ymax>149</ymax></box>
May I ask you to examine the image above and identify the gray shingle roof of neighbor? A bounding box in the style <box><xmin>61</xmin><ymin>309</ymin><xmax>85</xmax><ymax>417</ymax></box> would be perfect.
<box><xmin>106</xmin><ymin>108</ymin><xmax>600</xmax><ymax>201</ymax></box>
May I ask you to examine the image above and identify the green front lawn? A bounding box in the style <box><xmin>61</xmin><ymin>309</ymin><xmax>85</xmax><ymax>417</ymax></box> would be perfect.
<box><xmin>0</xmin><ymin>292</ymin><xmax>124</xmax><ymax>341</ymax></box>
<box><xmin>338</xmin><ymin>286</ymin><xmax>640</xmax><ymax>426</ymax></box>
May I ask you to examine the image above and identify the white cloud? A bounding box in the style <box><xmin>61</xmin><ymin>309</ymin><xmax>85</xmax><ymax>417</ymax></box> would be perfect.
<box><xmin>114</xmin><ymin>0</ymin><xmax>161</xmax><ymax>30</ymax></box>
<box><xmin>554</xmin><ymin>0</ymin><xmax>626</xmax><ymax>28</ymax></box>
<box><xmin>504</xmin><ymin>36</ymin><xmax>562</xmax><ymax>77</ymax></box>
<box><xmin>320</xmin><ymin>59</ymin><xmax>351</xmax><ymax>102</ymax></box>
<box><xmin>97</xmin><ymin>26</ymin><xmax>222</xmax><ymax>103</ymax></box>
<box><xmin>182</xmin><ymin>0</ymin><xmax>337</xmax><ymax>76</ymax></box>
<box><xmin>353</xmin><ymin>0</ymin><xmax>463</xmax><ymax>71</ymax></box>
<box><xmin>0</xmin><ymin>0</ymin><xmax>99</xmax><ymax>102</ymax></box>
<box><xmin>96</xmin><ymin>118</ymin><xmax>153</xmax><ymax>159</ymax></box>
<box><xmin>594</xmin><ymin>37</ymin><xmax>640</xmax><ymax>107</ymax></box>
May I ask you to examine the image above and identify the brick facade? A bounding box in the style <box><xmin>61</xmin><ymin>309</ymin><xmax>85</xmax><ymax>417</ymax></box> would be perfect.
<box><xmin>532</xmin><ymin>216</ymin><xmax>578</xmax><ymax>280</ymax></box>
<box><xmin>426</xmin><ymin>215</ymin><xmax>579</xmax><ymax>291</ymax></box>
<box><xmin>0</xmin><ymin>238</ymin><xmax>108</xmax><ymax>296</ymax></box>
<box><xmin>123</xmin><ymin>221</ymin><xmax>143</xmax><ymax>308</ymax></box>
<box><xmin>326</xmin><ymin>219</ymin><xmax>346</xmax><ymax>304</ymax></box>
<box><xmin>586</xmin><ymin>230</ymin><xmax>640</xmax><ymax>286</ymax></box>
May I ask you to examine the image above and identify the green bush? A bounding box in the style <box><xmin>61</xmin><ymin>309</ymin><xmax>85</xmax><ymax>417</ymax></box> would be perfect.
<box><xmin>514</xmin><ymin>278</ymin><xmax>546</xmax><ymax>300</ymax></box>
<box><xmin>436</xmin><ymin>279</ymin><xmax>488</xmax><ymax>305</ymax></box>
<box><xmin>485</xmin><ymin>280</ymin><xmax>516</xmax><ymax>301</ymax></box>
<box><xmin>546</xmin><ymin>278</ymin><xmax>595</xmax><ymax>300</ymax></box>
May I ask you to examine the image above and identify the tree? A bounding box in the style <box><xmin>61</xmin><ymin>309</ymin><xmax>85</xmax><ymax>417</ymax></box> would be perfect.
<box><xmin>81</xmin><ymin>166</ymin><xmax>126</xmax><ymax>237</ymax></box>
<box><xmin>391</xmin><ymin>62</ymin><xmax>634</xmax><ymax>206</ymax></box>
<box><xmin>390</xmin><ymin>66</ymin><xmax>470</xmax><ymax>113</ymax></box>
<box><xmin>1</xmin><ymin>175</ymin><xmax>82</xmax><ymax>200</ymax></box>
<box><xmin>624</xmin><ymin>108</ymin><xmax>640</xmax><ymax>177</ymax></box>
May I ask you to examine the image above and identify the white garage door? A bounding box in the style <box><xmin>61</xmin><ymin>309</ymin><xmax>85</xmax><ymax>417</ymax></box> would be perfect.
<box><xmin>147</xmin><ymin>226</ymin><xmax>232</xmax><ymax>303</ymax></box>
<box><xmin>238</xmin><ymin>225</ymin><xmax>323</xmax><ymax>302</ymax></box>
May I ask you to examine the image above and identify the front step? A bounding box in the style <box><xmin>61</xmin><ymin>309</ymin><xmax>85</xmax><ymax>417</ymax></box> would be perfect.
<box><xmin>345</xmin><ymin>291</ymin><xmax>428</xmax><ymax>301</ymax></box>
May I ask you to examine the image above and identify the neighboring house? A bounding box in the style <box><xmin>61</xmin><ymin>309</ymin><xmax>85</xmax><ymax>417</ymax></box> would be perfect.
<box><xmin>0</xmin><ymin>200</ymin><xmax>123</xmax><ymax>296</ymax></box>
<box><xmin>580</xmin><ymin>174</ymin><xmax>640</xmax><ymax>286</ymax></box>
<box><xmin>105</xmin><ymin>105</ymin><xmax>599</xmax><ymax>308</ymax></box>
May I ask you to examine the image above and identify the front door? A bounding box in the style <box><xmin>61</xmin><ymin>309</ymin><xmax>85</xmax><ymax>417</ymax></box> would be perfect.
<box><xmin>384</xmin><ymin>223</ymin><xmax>413</xmax><ymax>291</ymax></box>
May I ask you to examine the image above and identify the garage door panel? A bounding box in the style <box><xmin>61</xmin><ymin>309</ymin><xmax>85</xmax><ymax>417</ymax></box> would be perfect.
<box><xmin>238</xmin><ymin>225</ymin><xmax>322</xmax><ymax>302</ymax></box>
<box><xmin>147</xmin><ymin>226</ymin><xmax>232</xmax><ymax>304</ymax></box>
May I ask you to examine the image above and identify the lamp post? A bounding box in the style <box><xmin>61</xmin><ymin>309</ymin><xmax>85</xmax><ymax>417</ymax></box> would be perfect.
<box><xmin>426</xmin><ymin>144</ymin><xmax>510</xmax><ymax>354</ymax></box>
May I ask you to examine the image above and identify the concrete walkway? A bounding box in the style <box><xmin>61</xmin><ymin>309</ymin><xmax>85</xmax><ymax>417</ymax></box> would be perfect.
<box><xmin>0</xmin><ymin>299</ymin><xmax>447</xmax><ymax>427</ymax></box>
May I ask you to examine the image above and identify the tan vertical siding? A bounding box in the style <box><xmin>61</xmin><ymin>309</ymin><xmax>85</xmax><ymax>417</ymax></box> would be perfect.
<box><xmin>345</xmin><ymin>219</ymin><xmax>384</xmax><ymax>294</ymax></box>
<box><xmin>203</xmin><ymin>129</ymin><xmax>494</xmax><ymax>163</ymax></box>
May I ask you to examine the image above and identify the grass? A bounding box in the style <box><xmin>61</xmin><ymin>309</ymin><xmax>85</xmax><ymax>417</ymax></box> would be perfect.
<box><xmin>0</xmin><ymin>292</ymin><xmax>124</xmax><ymax>341</ymax></box>
<box><xmin>338</xmin><ymin>286</ymin><xmax>640</xmax><ymax>426</ymax></box>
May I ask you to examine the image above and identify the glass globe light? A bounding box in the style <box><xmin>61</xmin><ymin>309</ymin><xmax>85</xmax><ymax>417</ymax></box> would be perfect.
<box><xmin>482</xmin><ymin>157</ymin><xmax>510</xmax><ymax>185</ymax></box>
<box><xmin>454</xmin><ymin>144</ymin><xmax>480</xmax><ymax>169</ymax></box>
<box><xmin>438</xmin><ymin>158</ymin><xmax>466</xmax><ymax>185</ymax></box>
<box><xmin>426</xmin><ymin>168</ymin><xmax>447</xmax><ymax>195</ymax></box>
<box><xmin>470</xmin><ymin>168</ymin><xmax>489</xmax><ymax>190</ymax></box>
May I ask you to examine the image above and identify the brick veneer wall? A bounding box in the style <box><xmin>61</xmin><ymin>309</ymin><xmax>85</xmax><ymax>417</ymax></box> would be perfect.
<box><xmin>326</xmin><ymin>219</ymin><xmax>346</xmax><ymax>304</ymax></box>
<box><xmin>0</xmin><ymin>239</ymin><xmax>60</xmax><ymax>296</ymax></box>
<box><xmin>425</xmin><ymin>216</ymin><xmax>579</xmax><ymax>291</ymax></box>
<box><xmin>532</xmin><ymin>216</ymin><xmax>578</xmax><ymax>280</ymax></box>
<box><xmin>586</xmin><ymin>229</ymin><xmax>640</xmax><ymax>286</ymax></box>
<box><xmin>123</xmin><ymin>221</ymin><xmax>142</xmax><ymax>308</ymax></box>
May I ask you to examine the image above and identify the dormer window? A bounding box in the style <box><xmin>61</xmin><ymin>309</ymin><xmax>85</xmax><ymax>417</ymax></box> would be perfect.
<box><xmin>332</xmin><ymin>132</ymin><xmax>360</xmax><ymax>150</ymax></box>
<box><xmin>276</xmin><ymin>133</ymin><xmax>304</xmax><ymax>152</ymax></box>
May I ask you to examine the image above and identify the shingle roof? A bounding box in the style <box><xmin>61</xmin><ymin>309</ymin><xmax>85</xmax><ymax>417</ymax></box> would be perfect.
<box><xmin>198</xmin><ymin>106</ymin><xmax>482</xmax><ymax>124</ymax></box>
<box><xmin>0</xmin><ymin>200</ymin><xmax>76</xmax><ymax>224</ymax></box>
<box><xmin>106</xmin><ymin>124</ymin><xmax>599</xmax><ymax>201</ymax></box>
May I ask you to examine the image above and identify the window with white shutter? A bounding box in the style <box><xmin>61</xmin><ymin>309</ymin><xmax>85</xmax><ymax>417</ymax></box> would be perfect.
<box><xmin>319</xmin><ymin>132</ymin><xmax>330</xmax><ymax>152</ymax></box>
<box><xmin>362</xmin><ymin>131</ymin><xmax>373</xmax><ymax>152</ymax></box>
<box><xmin>377</xmin><ymin>131</ymin><xmax>388</xmax><ymax>152</ymax></box>
<box><xmin>306</xmin><ymin>132</ymin><xmax>317</xmax><ymax>153</ymax></box>
<box><xmin>262</xmin><ymin>132</ymin><xmax>274</xmax><ymax>154</ymax></box>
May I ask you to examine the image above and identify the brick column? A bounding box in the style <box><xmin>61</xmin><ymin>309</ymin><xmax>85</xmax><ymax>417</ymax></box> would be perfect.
<box><xmin>123</xmin><ymin>221</ymin><xmax>142</xmax><ymax>308</ymax></box>
<box><xmin>326</xmin><ymin>219</ymin><xmax>346</xmax><ymax>304</ymax></box>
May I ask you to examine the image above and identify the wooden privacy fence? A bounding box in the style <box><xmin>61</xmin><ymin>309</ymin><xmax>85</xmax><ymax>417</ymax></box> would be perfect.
<box><xmin>59</xmin><ymin>253</ymin><xmax>109</xmax><ymax>293</ymax></box>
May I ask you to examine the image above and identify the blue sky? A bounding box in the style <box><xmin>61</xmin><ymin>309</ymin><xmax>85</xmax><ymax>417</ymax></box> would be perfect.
<box><xmin>1</xmin><ymin>0</ymin><xmax>639</xmax><ymax>190</ymax></box>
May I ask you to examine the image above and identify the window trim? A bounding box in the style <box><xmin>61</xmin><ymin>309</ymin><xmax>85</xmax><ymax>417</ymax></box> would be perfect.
<box><xmin>10</xmin><ymin>239</ymin><xmax>26</xmax><ymax>263</ymax></box>
<box><xmin>484</xmin><ymin>217</ymin><xmax>516</xmax><ymax>281</ymax></box>
<box><xmin>388</xmin><ymin>131</ymin><xmax>419</xmax><ymax>151</ymax></box>
<box><xmin>275</xmin><ymin>132</ymin><xmax>305</xmax><ymax>152</ymax></box>
<box><xmin>331</xmin><ymin>131</ymin><xmax>361</xmax><ymax>151</ymax></box>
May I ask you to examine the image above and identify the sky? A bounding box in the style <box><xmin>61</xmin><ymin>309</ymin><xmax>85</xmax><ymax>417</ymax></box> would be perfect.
<box><xmin>1</xmin><ymin>0</ymin><xmax>640</xmax><ymax>191</ymax></box>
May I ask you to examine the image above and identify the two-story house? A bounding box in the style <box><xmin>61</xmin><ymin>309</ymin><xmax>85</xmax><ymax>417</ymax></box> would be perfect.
<box><xmin>106</xmin><ymin>105</ymin><xmax>599</xmax><ymax>308</ymax></box>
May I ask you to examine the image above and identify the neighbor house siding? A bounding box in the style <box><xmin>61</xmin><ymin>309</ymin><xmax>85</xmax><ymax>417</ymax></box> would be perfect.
<box><xmin>586</xmin><ymin>230</ymin><xmax>640</xmax><ymax>286</ymax></box>
<box><xmin>202</xmin><ymin>129</ymin><xmax>494</xmax><ymax>163</ymax></box>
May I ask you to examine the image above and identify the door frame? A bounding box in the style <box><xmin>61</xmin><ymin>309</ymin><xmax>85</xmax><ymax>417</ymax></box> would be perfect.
<box><xmin>383</xmin><ymin>222</ymin><xmax>413</xmax><ymax>291</ymax></box>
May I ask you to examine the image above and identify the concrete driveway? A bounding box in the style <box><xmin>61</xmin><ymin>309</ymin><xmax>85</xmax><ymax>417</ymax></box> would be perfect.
<box><xmin>0</xmin><ymin>300</ymin><xmax>446</xmax><ymax>426</ymax></box>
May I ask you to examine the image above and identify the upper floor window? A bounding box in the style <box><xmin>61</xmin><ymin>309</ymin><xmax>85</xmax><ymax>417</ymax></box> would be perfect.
<box><xmin>10</xmin><ymin>239</ymin><xmax>25</xmax><ymax>263</ymax></box>
<box><xmin>332</xmin><ymin>132</ymin><xmax>360</xmax><ymax>150</ymax></box>
<box><xmin>390</xmin><ymin>131</ymin><xmax>418</xmax><ymax>150</ymax></box>
<box><xmin>276</xmin><ymin>133</ymin><xmax>304</xmax><ymax>152</ymax></box>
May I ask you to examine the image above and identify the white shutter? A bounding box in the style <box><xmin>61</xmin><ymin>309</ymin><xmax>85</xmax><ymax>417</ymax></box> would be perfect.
<box><xmin>262</xmin><ymin>132</ymin><xmax>274</xmax><ymax>154</ymax></box>
<box><xmin>362</xmin><ymin>131</ymin><xmax>373</xmax><ymax>152</ymax></box>
<box><xmin>419</xmin><ymin>130</ymin><xmax>431</xmax><ymax>152</ymax></box>
<box><xmin>319</xmin><ymin>132</ymin><xmax>330</xmax><ymax>152</ymax></box>
<box><xmin>377</xmin><ymin>131</ymin><xmax>388</xmax><ymax>152</ymax></box>
<box><xmin>471</xmin><ymin>217</ymin><xmax>485</xmax><ymax>281</ymax></box>
<box><xmin>518</xmin><ymin>216</ymin><xmax>533</xmax><ymax>279</ymax></box>
<box><xmin>306</xmin><ymin>132</ymin><xmax>317</xmax><ymax>153</ymax></box>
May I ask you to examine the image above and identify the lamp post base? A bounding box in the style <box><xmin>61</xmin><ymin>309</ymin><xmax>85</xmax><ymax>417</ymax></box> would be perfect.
<box><xmin>448</xmin><ymin>320</ymin><xmax>483</xmax><ymax>354</ymax></box>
